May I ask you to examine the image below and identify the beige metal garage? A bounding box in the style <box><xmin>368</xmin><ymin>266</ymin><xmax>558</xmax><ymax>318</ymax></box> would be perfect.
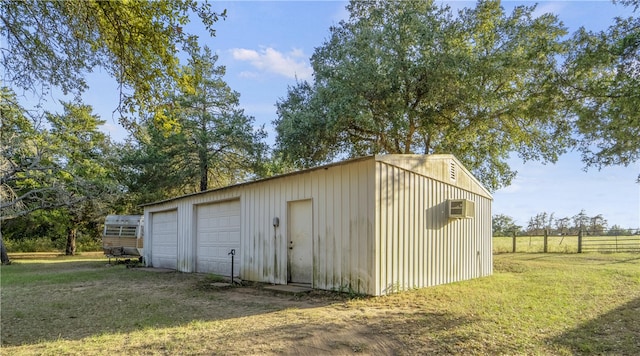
<box><xmin>142</xmin><ymin>154</ymin><xmax>493</xmax><ymax>296</ymax></box>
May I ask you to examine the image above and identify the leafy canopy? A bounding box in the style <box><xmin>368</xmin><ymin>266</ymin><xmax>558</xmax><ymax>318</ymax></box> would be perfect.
<box><xmin>565</xmin><ymin>0</ymin><xmax>640</xmax><ymax>172</ymax></box>
<box><xmin>1</xmin><ymin>88</ymin><xmax>119</xmax><ymax>222</ymax></box>
<box><xmin>0</xmin><ymin>0</ymin><xmax>225</xmax><ymax>123</ymax></box>
<box><xmin>275</xmin><ymin>0</ymin><xmax>573</xmax><ymax>191</ymax></box>
<box><xmin>122</xmin><ymin>43</ymin><xmax>267</xmax><ymax>203</ymax></box>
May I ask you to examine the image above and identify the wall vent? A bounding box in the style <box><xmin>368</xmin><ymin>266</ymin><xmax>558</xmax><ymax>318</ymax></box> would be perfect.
<box><xmin>448</xmin><ymin>199</ymin><xmax>474</xmax><ymax>219</ymax></box>
<box><xmin>449</xmin><ymin>161</ymin><xmax>457</xmax><ymax>181</ymax></box>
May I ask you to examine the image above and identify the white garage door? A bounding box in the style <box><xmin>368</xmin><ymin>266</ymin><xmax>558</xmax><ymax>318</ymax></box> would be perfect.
<box><xmin>196</xmin><ymin>200</ymin><xmax>241</xmax><ymax>275</ymax></box>
<box><xmin>151</xmin><ymin>210</ymin><xmax>178</xmax><ymax>269</ymax></box>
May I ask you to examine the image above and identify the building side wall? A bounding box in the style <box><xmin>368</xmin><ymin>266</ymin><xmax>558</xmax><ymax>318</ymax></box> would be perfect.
<box><xmin>143</xmin><ymin>159</ymin><xmax>376</xmax><ymax>295</ymax></box>
<box><xmin>375</xmin><ymin>161</ymin><xmax>492</xmax><ymax>295</ymax></box>
<box><xmin>240</xmin><ymin>159</ymin><xmax>375</xmax><ymax>294</ymax></box>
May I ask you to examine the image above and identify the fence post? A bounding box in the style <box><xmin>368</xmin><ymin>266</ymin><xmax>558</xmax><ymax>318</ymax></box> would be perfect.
<box><xmin>578</xmin><ymin>230</ymin><xmax>583</xmax><ymax>253</ymax></box>
<box><xmin>544</xmin><ymin>229</ymin><xmax>548</xmax><ymax>253</ymax></box>
<box><xmin>512</xmin><ymin>231</ymin><xmax>517</xmax><ymax>253</ymax></box>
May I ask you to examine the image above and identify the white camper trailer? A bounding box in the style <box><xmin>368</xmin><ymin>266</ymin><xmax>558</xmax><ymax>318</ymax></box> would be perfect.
<box><xmin>102</xmin><ymin>215</ymin><xmax>144</xmax><ymax>263</ymax></box>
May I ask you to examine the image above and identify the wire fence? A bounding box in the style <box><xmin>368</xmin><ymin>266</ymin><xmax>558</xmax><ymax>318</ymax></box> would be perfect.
<box><xmin>494</xmin><ymin>229</ymin><xmax>640</xmax><ymax>254</ymax></box>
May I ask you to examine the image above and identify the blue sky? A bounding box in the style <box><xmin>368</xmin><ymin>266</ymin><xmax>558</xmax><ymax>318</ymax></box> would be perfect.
<box><xmin>32</xmin><ymin>1</ymin><xmax>640</xmax><ymax>229</ymax></box>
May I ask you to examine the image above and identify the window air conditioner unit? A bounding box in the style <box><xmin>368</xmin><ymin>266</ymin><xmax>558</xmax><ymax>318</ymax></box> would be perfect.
<box><xmin>448</xmin><ymin>199</ymin><xmax>474</xmax><ymax>219</ymax></box>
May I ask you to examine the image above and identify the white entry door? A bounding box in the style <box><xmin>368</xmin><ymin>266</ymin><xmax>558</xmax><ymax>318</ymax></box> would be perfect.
<box><xmin>288</xmin><ymin>199</ymin><xmax>313</xmax><ymax>284</ymax></box>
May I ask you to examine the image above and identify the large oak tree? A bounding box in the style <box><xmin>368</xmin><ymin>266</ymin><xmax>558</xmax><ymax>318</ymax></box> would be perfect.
<box><xmin>275</xmin><ymin>0</ymin><xmax>573</xmax><ymax>191</ymax></box>
<box><xmin>565</xmin><ymin>0</ymin><xmax>640</xmax><ymax>175</ymax></box>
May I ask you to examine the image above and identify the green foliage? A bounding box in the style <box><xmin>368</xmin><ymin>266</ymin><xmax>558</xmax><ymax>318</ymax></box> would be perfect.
<box><xmin>2</xmin><ymin>209</ymin><xmax>68</xmax><ymax>241</ymax></box>
<box><xmin>565</xmin><ymin>0</ymin><xmax>640</xmax><ymax>174</ymax></box>
<box><xmin>492</xmin><ymin>214</ymin><xmax>521</xmax><ymax>236</ymax></box>
<box><xmin>2</xmin><ymin>208</ymin><xmax>103</xmax><ymax>253</ymax></box>
<box><xmin>0</xmin><ymin>0</ymin><xmax>225</xmax><ymax>120</ymax></box>
<box><xmin>1</xmin><ymin>87</ymin><xmax>121</xmax><ymax>254</ymax></box>
<box><xmin>1</xmin><ymin>88</ymin><xmax>60</xmax><ymax>219</ymax></box>
<box><xmin>275</xmin><ymin>0</ymin><xmax>572</xmax><ymax>190</ymax></box>
<box><xmin>3</xmin><ymin>238</ymin><xmax>64</xmax><ymax>253</ymax></box>
<box><xmin>123</xmin><ymin>43</ymin><xmax>267</xmax><ymax>201</ymax></box>
<box><xmin>3</xmin><ymin>234</ymin><xmax>101</xmax><ymax>254</ymax></box>
<box><xmin>45</xmin><ymin>102</ymin><xmax>122</xmax><ymax>254</ymax></box>
<box><xmin>607</xmin><ymin>225</ymin><xmax>636</xmax><ymax>236</ymax></box>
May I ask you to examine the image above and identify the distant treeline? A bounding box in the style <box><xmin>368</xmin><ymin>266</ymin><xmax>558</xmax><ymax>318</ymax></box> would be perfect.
<box><xmin>493</xmin><ymin>209</ymin><xmax>638</xmax><ymax>237</ymax></box>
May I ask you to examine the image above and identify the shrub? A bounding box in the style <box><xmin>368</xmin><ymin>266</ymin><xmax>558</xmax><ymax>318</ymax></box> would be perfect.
<box><xmin>4</xmin><ymin>238</ymin><xmax>63</xmax><ymax>252</ymax></box>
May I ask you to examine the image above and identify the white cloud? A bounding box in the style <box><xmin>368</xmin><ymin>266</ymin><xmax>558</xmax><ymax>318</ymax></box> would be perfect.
<box><xmin>531</xmin><ymin>2</ymin><xmax>567</xmax><ymax>19</ymax></box>
<box><xmin>232</xmin><ymin>48</ymin><xmax>261</xmax><ymax>62</ymax></box>
<box><xmin>238</xmin><ymin>71</ymin><xmax>260</xmax><ymax>79</ymax></box>
<box><xmin>230</xmin><ymin>47</ymin><xmax>313</xmax><ymax>80</ymax></box>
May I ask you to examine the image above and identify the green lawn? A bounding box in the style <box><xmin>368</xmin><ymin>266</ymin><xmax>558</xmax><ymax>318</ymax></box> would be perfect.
<box><xmin>494</xmin><ymin>235</ymin><xmax>580</xmax><ymax>253</ymax></box>
<box><xmin>1</xmin><ymin>252</ymin><xmax>639</xmax><ymax>355</ymax></box>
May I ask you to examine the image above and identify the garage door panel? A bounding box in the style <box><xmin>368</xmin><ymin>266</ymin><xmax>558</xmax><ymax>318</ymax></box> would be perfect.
<box><xmin>151</xmin><ymin>210</ymin><xmax>177</xmax><ymax>269</ymax></box>
<box><xmin>196</xmin><ymin>200</ymin><xmax>240</xmax><ymax>274</ymax></box>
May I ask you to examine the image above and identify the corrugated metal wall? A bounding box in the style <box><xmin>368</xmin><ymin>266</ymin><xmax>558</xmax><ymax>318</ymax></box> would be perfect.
<box><xmin>239</xmin><ymin>159</ymin><xmax>376</xmax><ymax>294</ymax></box>
<box><xmin>374</xmin><ymin>159</ymin><xmax>492</xmax><ymax>295</ymax></box>
<box><xmin>144</xmin><ymin>158</ymin><xmax>377</xmax><ymax>295</ymax></box>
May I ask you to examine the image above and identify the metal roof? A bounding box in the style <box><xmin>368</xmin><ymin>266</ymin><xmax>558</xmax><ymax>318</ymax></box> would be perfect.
<box><xmin>140</xmin><ymin>154</ymin><xmax>492</xmax><ymax>207</ymax></box>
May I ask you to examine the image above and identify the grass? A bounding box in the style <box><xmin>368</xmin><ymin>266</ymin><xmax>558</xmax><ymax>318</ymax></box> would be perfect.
<box><xmin>1</xmin><ymin>252</ymin><xmax>639</xmax><ymax>355</ymax></box>
<box><xmin>494</xmin><ymin>235</ymin><xmax>580</xmax><ymax>253</ymax></box>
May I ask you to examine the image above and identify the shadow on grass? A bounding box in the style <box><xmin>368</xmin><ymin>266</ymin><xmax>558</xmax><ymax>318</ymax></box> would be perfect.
<box><xmin>192</xmin><ymin>310</ymin><xmax>479</xmax><ymax>355</ymax></box>
<box><xmin>1</xmin><ymin>259</ymin><xmax>486</xmax><ymax>354</ymax></box>
<box><xmin>1</xmin><ymin>260</ymin><xmax>369</xmax><ymax>347</ymax></box>
<box><xmin>548</xmin><ymin>296</ymin><xmax>640</xmax><ymax>354</ymax></box>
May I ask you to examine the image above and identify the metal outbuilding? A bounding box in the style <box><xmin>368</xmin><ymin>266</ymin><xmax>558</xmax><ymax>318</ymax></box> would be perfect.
<box><xmin>141</xmin><ymin>154</ymin><xmax>493</xmax><ymax>296</ymax></box>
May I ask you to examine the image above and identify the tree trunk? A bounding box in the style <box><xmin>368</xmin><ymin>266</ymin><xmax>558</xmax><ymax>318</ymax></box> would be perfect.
<box><xmin>66</xmin><ymin>226</ymin><xmax>77</xmax><ymax>255</ymax></box>
<box><xmin>200</xmin><ymin>164</ymin><xmax>208</xmax><ymax>192</ymax></box>
<box><xmin>0</xmin><ymin>229</ymin><xmax>11</xmax><ymax>265</ymax></box>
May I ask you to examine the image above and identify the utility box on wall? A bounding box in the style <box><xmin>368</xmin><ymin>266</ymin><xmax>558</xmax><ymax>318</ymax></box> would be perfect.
<box><xmin>448</xmin><ymin>199</ymin><xmax>475</xmax><ymax>219</ymax></box>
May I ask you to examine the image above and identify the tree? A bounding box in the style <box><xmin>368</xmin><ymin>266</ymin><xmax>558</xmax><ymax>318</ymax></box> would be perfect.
<box><xmin>274</xmin><ymin>0</ymin><xmax>572</xmax><ymax>191</ymax></box>
<box><xmin>1</xmin><ymin>88</ymin><xmax>58</xmax><ymax>263</ymax></box>
<box><xmin>608</xmin><ymin>225</ymin><xmax>632</xmax><ymax>236</ymax></box>
<box><xmin>1</xmin><ymin>90</ymin><xmax>119</xmax><ymax>256</ymax></box>
<box><xmin>554</xmin><ymin>217</ymin><xmax>571</xmax><ymax>235</ymax></box>
<box><xmin>492</xmin><ymin>214</ymin><xmax>521</xmax><ymax>236</ymax></box>
<box><xmin>123</xmin><ymin>44</ymin><xmax>267</xmax><ymax>200</ymax></box>
<box><xmin>45</xmin><ymin>102</ymin><xmax>120</xmax><ymax>255</ymax></box>
<box><xmin>524</xmin><ymin>212</ymin><xmax>560</xmax><ymax>235</ymax></box>
<box><xmin>526</xmin><ymin>213</ymin><xmax>544</xmax><ymax>235</ymax></box>
<box><xmin>546</xmin><ymin>213</ymin><xmax>556</xmax><ymax>232</ymax></box>
<box><xmin>588</xmin><ymin>214</ymin><xmax>608</xmax><ymax>235</ymax></box>
<box><xmin>1</xmin><ymin>88</ymin><xmax>59</xmax><ymax>221</ymax></box>
<box><xmin>572</xmin><ymin>209</ymin><xmax>591</xmax><ymax>233</ymax></box>
<box><xmin>0</xmin><ymin>0</ymin><xmax>225</xmax><ymax>122</ymax></box>
<box><xmin>174</xmin><ymin>43</ymin><xmax>267</xmax><ymax>191</ymax></box>
<box><xmin>565</xmin><ymin>0</ymin><xmax>640</xmax><ymax>178</ymax></box>
<box><xmin>0</xmin><ymin>233</ymin><xmax>8</xmax><ymax>265</ymax></box>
